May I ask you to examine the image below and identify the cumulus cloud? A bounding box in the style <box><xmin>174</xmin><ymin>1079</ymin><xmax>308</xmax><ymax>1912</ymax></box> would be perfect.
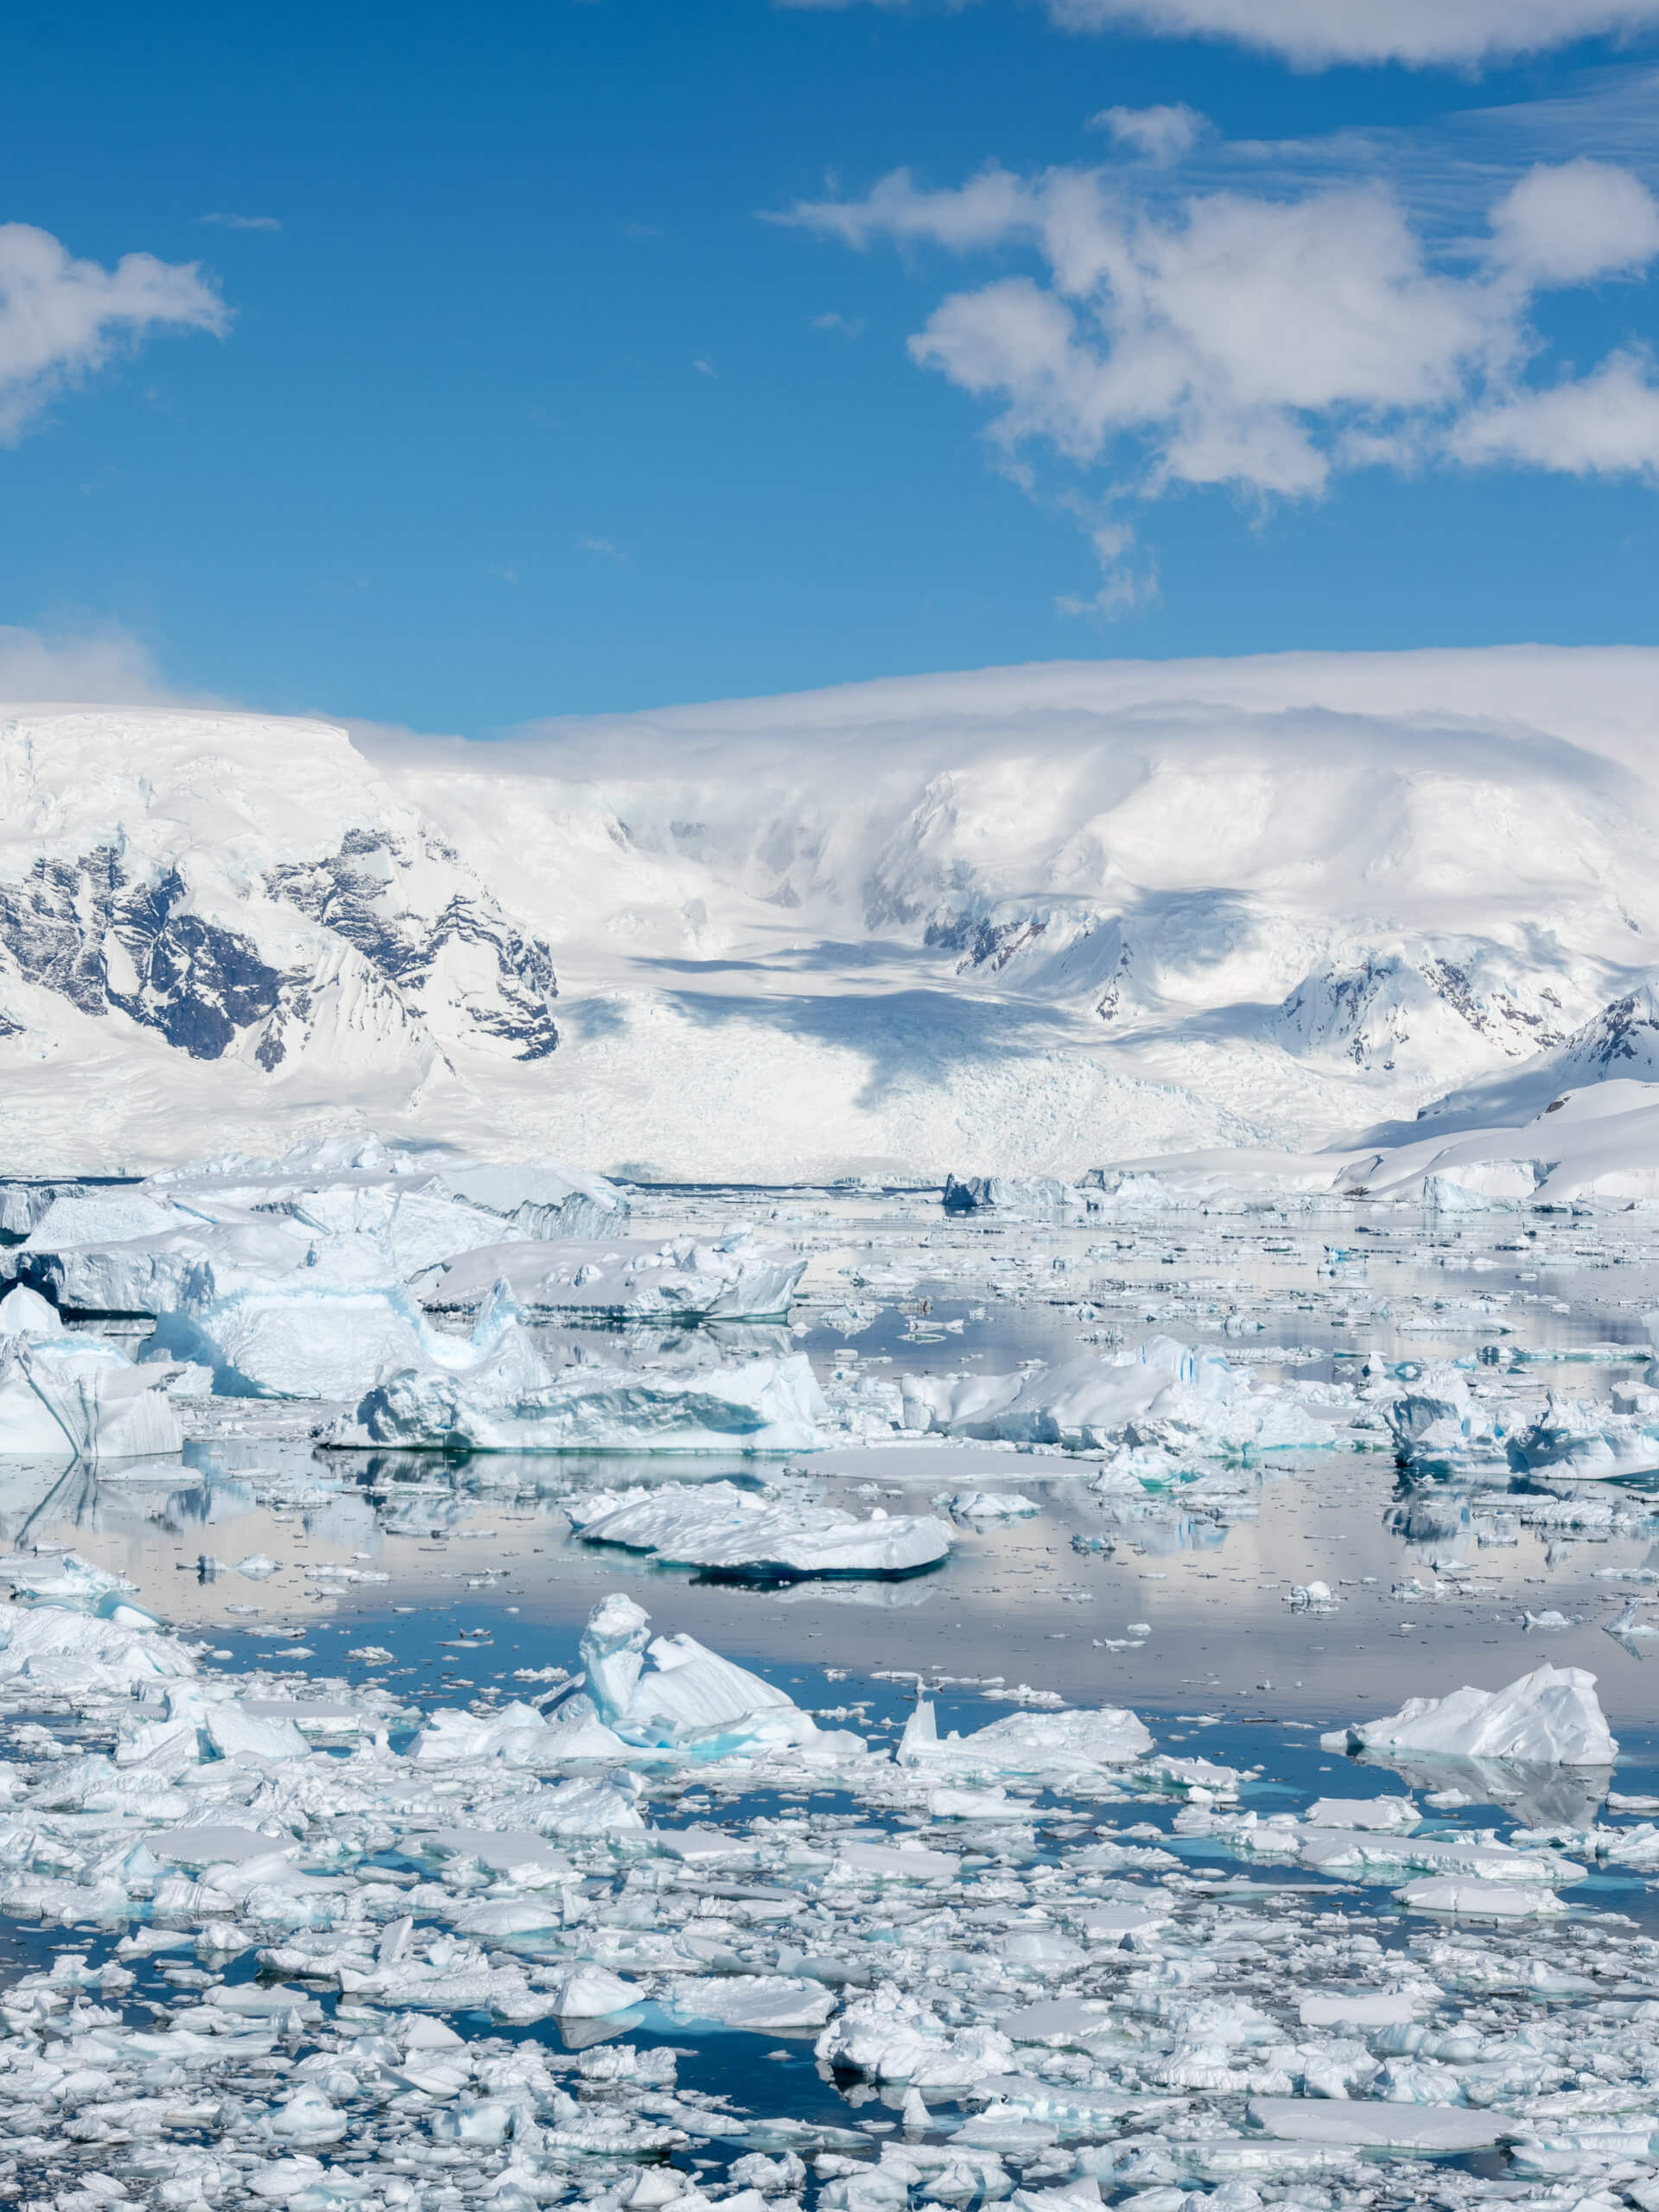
<box><xmin>1486</xmin><ymin>157</ymin><xmax>1659</xmax><ymax>286</ymax></box>
<box><xmin>1042</xmin><ymin>0</ymin><xmax>1659</xmax><ymax>69</ymax></box>
<box><xmin>0</xmin><ymin>225</ymin><xmax>228</xmax><ymax>443</ymax></box>
<box><xmin>780</xmin><ymin>155</ymin><xmax>1659</xmax><ymax>601</ymax></box>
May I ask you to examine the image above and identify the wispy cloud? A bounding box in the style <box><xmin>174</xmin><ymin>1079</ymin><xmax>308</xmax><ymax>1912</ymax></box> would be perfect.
<box><xmin>0</xmin><ymin>225</ymin><xmax>229</xmax><ymax>443</ymax></box>
<box><xmin>693</xmin><ymin>357</ymin><xmax>717</xmax><ymax>377</ymax></box>
<box><xmin>580</xmin><ymin>536</ymin><xmax>625</xmax><ymax>558</ymax></box>
<box><xmin>199</xmin><ymin>212</ymin><xmax>282</xmax><ymax>232</ymax></box>
<box><xmin>811</xmin><ymin>310</ymin><xmax>866</xmax><ymax>336</ymax></box>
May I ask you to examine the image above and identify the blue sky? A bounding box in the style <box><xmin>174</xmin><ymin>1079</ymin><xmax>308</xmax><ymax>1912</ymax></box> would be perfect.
<box><xmin>3</xmin><ymin>0</ymin><xmax>1659</xmax><ymax>730</ymax></box>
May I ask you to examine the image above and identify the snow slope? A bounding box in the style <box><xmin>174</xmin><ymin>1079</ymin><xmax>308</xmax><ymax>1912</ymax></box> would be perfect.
<box><xmin>9</xmin><ymin>648</ymin><xmax>1659</xmax><ymax>1174</ymax></box>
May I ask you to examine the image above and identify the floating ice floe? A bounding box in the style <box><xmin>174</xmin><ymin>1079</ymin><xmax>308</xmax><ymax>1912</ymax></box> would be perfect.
<box><xmin>414</xmin><ymin>1224</ymin><xmax>805</xmax><ymax>1322</ymax></box>
<box><xmin>1321</xmin><ymin>1663</ymin><xmax>1618</xmax><ymax>1767</ymax></box>
<box><xmin>945</xmin><ymin>1490</ymin><xmax>1039</xmax><ymax>1518</ymax></box>
<box><xmin>567</xmin><ymin>1480</ymin><xmax>952</xmax><ymax>1578</ymax></box>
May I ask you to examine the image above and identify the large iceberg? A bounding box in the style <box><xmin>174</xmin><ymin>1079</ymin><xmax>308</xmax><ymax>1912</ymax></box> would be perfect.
<box><xmin>567</xmin><ymin>1480</ymin><xmax>951</xmax><ymax>1577</ymax></box>
<box><xmin>1321</xmin><ymin>1664</ymin><xmax>1618</xmax><ymax>1767</ymax></box>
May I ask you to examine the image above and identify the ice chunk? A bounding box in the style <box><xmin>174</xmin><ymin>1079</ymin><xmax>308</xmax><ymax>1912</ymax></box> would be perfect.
<box><xmin>1297</xmin><ymin>1990</ymin><xmax>1427</xmax><ymax>2028</ymax></box>
<box><xmin>947</xmin><ymin>1491</ymin><xmax>1039</xmax><ymax>1519</ymax></box>
<box><xmin>1321</xmin><ymin>1663</ymin><xmax>1617</xmax><ymax>1766</ymax></box>
<box><xmin>0</xmin><ymin>1284</ymin><xmax>62</xmax><ymax>1336</ymax></box>
<box><xmin>577</xmin><ymin>1592</ymin><xmax>852</xmax><ymax>1761</ymax></box>
<box><xmin>1395</xmin><ymin>1877</ymin><xmax>1568</xmax><ymax>1917</ymax></box>
<box><xmin>661</xmin><ymin>1975</ymin><xmax>839</xmax><ymax>2031</ymax></box>
<box><xmin>1247</xmin><ymin>2099</ymin><xmax>1506</xmax><ymax>2151</ymax></box>
<box><xmin>897</xmin><ymin>1697</ymin><xmax>1153</xmax><ymax>1780</ymax></box>
<box><xmin>0</xmin><ymin>1332</ymin><xmax>181</xmax><ymax>1459</ymax></box>
<box><xmin>817</xmin><ymin>1984</ymin><xmax>1017</xmax><ymax>2087</ymax></box>
<box><xmin>1302</xmin><ymin>1796</ymin><xmax>1418</xmax><ymax>1831</ymax></box>
<box><xmin>0</xmin><ymin>1602</ymin><xmax>195</xmax><ymax>1688</ymax></box>
<box><xmin>569</xmin><ymin>1481</ymin><xmax>951</xmax><ymax>1578</ymax></box>
<box><xmin>544</xmin><ymin>1966</ymin><xmax>642</xmax><ymax>2017</ymax></box>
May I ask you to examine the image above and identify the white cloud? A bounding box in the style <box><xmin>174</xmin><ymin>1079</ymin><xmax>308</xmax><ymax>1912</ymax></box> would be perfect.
<box><xmin>781</xmin><ymin>154</ymin><xmax>1659</xmax><ymax>601</ymax></box>
<box><xmin>1089</xmin><ymin>103</ymin><xmax>1203</xmax><ymax>163</ymax></box>
<box><xmin>1486</xmin><ymin>157</ymin><xmax>1659</xmax><ymax>286</ymax></box>
<box><xmin>1042</xmin><ymin>0</ymin><xmax>1659</xmax><ymax>69</ymax></box>
<box><xmin>200</xmin><ymin>212</ymin><xmax>282</xmax><ymax>232</ymax></box>
<box><xmin>0</xmin><ymin>224</ymin><xmax>228</xmax><ymax>443</ymax></box>
<box><xmin>580</xmin><ymin>536</ymin><xmax>625</xmax><ymax>557</ymax></box>
<box><xmin>1452</xmin><ymin>351</ymin><xmax>1659</xmax><ymax>475</ymax></box>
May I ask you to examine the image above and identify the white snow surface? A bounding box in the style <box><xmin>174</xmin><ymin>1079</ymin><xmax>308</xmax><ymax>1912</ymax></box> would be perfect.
<box><xmin>16</xmin><ymin>648</ymin><xmax>1659</xmax><ymax>1176</ymax></box>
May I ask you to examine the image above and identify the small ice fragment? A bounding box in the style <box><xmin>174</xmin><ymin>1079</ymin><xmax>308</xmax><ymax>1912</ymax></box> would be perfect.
<box><xmin>235</xmin><ymin>1554</ymin><xmax>278</xmax><ymax>1580</ymax></box>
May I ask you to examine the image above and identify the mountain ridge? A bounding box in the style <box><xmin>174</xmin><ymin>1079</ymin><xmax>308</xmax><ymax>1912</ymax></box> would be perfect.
<box><xmin>6</xmin><ymin>652</ymin><xmax>1659</xmax><ymax>1176</ymax></box>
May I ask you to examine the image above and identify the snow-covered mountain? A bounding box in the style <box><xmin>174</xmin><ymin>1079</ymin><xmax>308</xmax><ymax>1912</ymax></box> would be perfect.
<box><xmin>0</xmin><ymin>709</ymin><xmax>558</xmax><ymax>1169</ymax></box>
<box><xmin>7</xmin><ymin>649</ymin><xmax>1659</xmax><ymax>1176</ymax></box>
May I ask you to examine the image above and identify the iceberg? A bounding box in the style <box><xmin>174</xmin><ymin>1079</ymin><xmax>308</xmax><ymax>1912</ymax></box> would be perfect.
<box><xmin>1321</xmin><ymin>1664</ymin><xmax>1618</xmax><ymax>1767</ymax></box>
<box><xmin>899</xmin><ymin>1338</ymin><xmax>1341</xmax><ymax>1455</ymax></box>
<box><xmin>896</xmin><ymin>1697</ymin><xmax>1153</xmax><ymax>1781</ymax></box>
<box><xmin>567</xmin><ymin>1480</ymin><xmax>952</xmax><ymax>1578</ymax></box>
<box><xmin>0</xmin><ymin>1330</ymin><xmax>182</xmax><ymax>1459</ymax></box>
<box><xmin>332</xmin><ymin>1344</ymin><xmax>826</xmax><ymax>1452</ymax></box>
